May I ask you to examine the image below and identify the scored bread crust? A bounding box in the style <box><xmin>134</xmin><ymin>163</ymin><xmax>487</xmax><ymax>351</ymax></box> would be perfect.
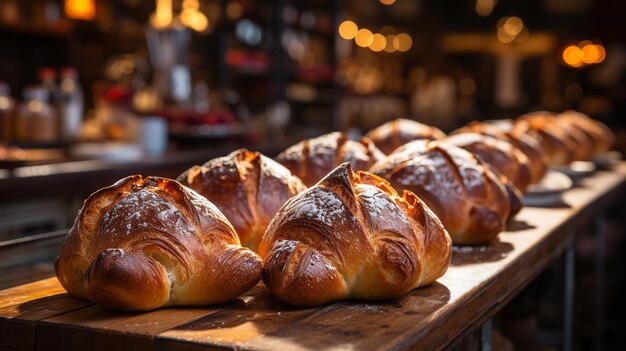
<box><xmin>55</xmin><ymin>175</ymin><xmax>262</xmax><ymax>311</ymax></box>
<box><xmin>178</xmin><ymin>149</ymin><xmax>307</xmax><ymax>252</ymax></box>
<box><xmin>516</xmin><ymin>111</ymin><xmax>586</xmax><ymax>164</ymax></box>
<box><xmin>369</xmin><ymin>140</ymin><xmax>511</xmax><ymax>245</ymax></box>
<box><xmin>276</xmin><ymin>132</ymin><xmax>386</xmax><ymax>187</ymax></box>
<box><xmin>442</xmin><ymin>133</ymin><xmax>532</xmax><ymax>194</ymax></box>
<box><xmin>365</xmin><ymin>118</ymin><xmax>447</xmax><ymax>155</ymax></box>
<box><xmin>452</xmin><ymin>120</ymin><xmax>548</xmax><ymax>184</ymax></box>
<box><xmin>258</xmin><ymin>163</ymin><xmax>451</xmax><ymax>306</ymax></box>
<box><xmin>557</xmin><ymin>110</ymin><xmax>615</xmax><ymax>157</ymax></box>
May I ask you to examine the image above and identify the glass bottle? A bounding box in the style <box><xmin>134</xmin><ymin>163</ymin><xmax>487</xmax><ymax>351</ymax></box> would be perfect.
<box><xmin>57</xmin><ymin>67</ymin><xmax>84</xmax><ymax>142</ymax></box>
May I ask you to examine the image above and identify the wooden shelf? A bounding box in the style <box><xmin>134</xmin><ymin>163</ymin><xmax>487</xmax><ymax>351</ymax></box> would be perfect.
<box><xmin>1</xmin><ymin>164</ymin><xmax>625</xmax><ymax>350</ymax></box>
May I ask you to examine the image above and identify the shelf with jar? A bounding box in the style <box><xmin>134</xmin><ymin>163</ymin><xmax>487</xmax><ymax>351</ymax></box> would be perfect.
<box><xmin>279</xmin><ymin>0</ymin><xmax>341</xmax><ymax>131</ymax></box>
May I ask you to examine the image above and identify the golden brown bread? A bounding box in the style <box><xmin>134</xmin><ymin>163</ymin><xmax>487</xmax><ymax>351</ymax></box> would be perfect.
<box><xmin>442</xmin><ymin>133</ymin><xmax>532</xmax><ymax>194</ymax></box>
<box><xmin>369</xmin><ymin>140</ymin><xmax>511</xmax><ymax>245</ymax></box>
<box><xmin>177</xmin><ymin>149</ymin><xmax>306</xmax><ymax>251</ymax></box>
<box><xmin>558</xmin><ymin>110</ymin><xmax>615</xmax><ymax>157</ymax></box>
<box><xmin>365</xmin><ymin>118</ymin><xmax>447</xmax><ymax>155</ymax></box>
<box><xmin>55</xmin><ymin>175</ymin><xmax>262</xmax><ymax>311</ymax></box>
<box><xmin>258</xmin><ymin>163</ymin><xmax>451</xmax><ymax>306</ymax></box>
<box><xmin>276</xmin><ymin>131</ymin><xmax>386</xmax><ymax>187</ymax></box>
<box><xmin>516</xmin><ymin>111</ymin><xmax>586</xmax><ymax>164</ymax></box>
<box><xmin>452</xmin><ymin>120</ymin><xmax>548</xmax><ymax>184</ymax></box>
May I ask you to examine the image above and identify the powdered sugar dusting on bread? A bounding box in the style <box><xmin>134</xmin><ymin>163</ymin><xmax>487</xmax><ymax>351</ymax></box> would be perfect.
<box><xmin>100</xmin><ymin>189</ymin><xmax>193</xmax><ymax>238</ymax></box>
<box><xmin>278</xmin><ymin>141</ymin><xmax>305</xmax><ymax>163</ymax></box>
<box><xmin>397</xmin><ymin>155</ymin><xmax>448</xmax><ymax>194</ymax></box>
<box><xmin>342</xmin><ymin>141</ymin><xmax>369</xmax><ymax>164</ymax></box>
<box><xmin>290</xmin><ymin>188</ymin><xmax>350</xmax><ymax>227</ymax></box>
<box><xmin>358</xmin><ymin>184</ymin><xmax>408</xmax><ymax>225</ymax></box>
<box><xmin>308</xmin><ymin>133</ymin><xmax>340</xmax><ymax>167</ymax></box>
<box><xmin>203</xmin><ymin>156</ymin><xmax>239</xmax><ymax>180</ymax></box>
<box><xmin>183</xmin><ymin>186</ymin><xmax>231</xmax><ymax>225</ymax></box>
<box><xmin>271</xmin><ymin>239</ymin><xmax>298</xmax><ymax>255</ymax></box>
<box><xmin>261</xmin><ymin>155</ymin><xmax>293</xmax><ymax>180</ymax></box>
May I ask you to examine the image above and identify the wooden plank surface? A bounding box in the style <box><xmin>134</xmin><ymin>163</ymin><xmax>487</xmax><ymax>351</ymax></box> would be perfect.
<box><xmin>0</xmin><ymin>165</ymin><xmax>625</xmax><ymax>351</ymax></box>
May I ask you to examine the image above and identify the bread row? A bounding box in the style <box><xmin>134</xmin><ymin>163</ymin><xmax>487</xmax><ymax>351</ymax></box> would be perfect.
<box><xmin>55</xmin><ymin>110</ymin><xmax>614</xmax><ymax>311</ymax></box>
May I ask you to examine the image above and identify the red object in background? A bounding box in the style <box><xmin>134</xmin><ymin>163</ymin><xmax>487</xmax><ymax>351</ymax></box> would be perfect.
<box><xmin>158</xmin><ymin>109</ymin><xmax>236</xmax><ymax>127</ymax></box>
<box><xmin>295</xmin><ymin>64</ymin><xmax>334</xmax><ymax>83</ymax></box>
<box><xmin>101</xmin><ymin>85</ymin><xmax>133</xmax><ymax>107</ymax></box>
<box><xmin>225</xmin><ymin>49</ymin><xmax>269</xmax><ymax>74</ymax></box>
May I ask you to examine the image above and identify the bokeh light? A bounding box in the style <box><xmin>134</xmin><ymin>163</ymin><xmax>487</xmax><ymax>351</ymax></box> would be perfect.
<box><xmin>561</xmin><ymin>41</ymin><xmax>606</xmax><ymax>67</ymax></box>
<box><xmin>369</xmin><ymin>33</ymin><xmax>387</xmax><ymax>52</ymax></box>
<box><xmin>355</xmin><ymin>28</ymin><xmax>374</xmax><ymax>47</ymax></box>
<box><xmin>393</xmin><ymin>33</ymin><xmax>412</xmax><ymax>52</ymax></box>
<box><xmin>503</xmin><ymin>17</ymin><xmax>523</xmax><ymax>36</ymax></box>
<box><xmin>339</xmin><ymin>20</ymin><xmax>358</xmax><ymax>40</ymax></box>
<box><xmin>562</xmin><ymin>46</ymin><xmax>584</xmax><ymax>67</ymax></box>
<box><xmin>384</xmin><ymin>35</ymin><xmax>396</xmax><ymax>52</ymax></box>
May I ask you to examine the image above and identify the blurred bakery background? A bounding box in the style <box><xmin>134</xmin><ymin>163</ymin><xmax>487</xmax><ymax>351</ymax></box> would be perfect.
<box><xmin>0</xmin><ymin>0</ymin><xmax>625</xmax><ymax>349</ymax></box>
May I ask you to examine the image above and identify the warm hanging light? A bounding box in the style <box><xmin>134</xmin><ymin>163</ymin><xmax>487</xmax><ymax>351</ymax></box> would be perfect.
<box><xmin>384</xmin><ymin>34</ymin><xmax>396</xmax><ymax>52</ymax></box>
<box><xmin>65</xmin><ymin>0</ymin><xmax>95</xmax><ymax>21</ymax></box>
<box><xmin>393</xmin><ymin>33</ymin><xmax>413</xmax><ymax>52</ymax></box>
<box><xmin>562</xmin><ymin>46</ymin><xmax>584</xmax><ymax>67</ymax></box>
<box><xmin>561</xmin><ymin>41</ymin><xmax>607</xmax><ymax>68</ymax></box>
<box><xmin>355</xmin><ymin>29</ymin><xmax>374</xmax><ymax>47</ymax></box>
<box><xmin>151</xmin><ymin>0</ymin><xmax>173</xmax><ymax>28</ymax></box>
<box><xmin>475</xmin><ymin>0</ymin><xmax>497</xmax><ymax>17</ymax></box>
<box><xmin>339</xmin><ymin>20</ymin><xmax>358</xmax><ymax>40</ymax></box>
<box><xmin>369</xmin><ymin>33</ymin><xmax>387</xmax><ymax>52</ymax></box>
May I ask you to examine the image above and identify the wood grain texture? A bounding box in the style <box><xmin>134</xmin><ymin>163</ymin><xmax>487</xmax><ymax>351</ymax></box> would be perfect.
<box><xmin>1</xmin><ymin>164</ymin><xmax>625</xmax><ymax>351</ymax></box>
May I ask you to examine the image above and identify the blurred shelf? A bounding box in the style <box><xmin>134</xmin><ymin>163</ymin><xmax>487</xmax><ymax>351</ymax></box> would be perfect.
<box><xmin>0</xmin><ymin>20</ymin><xmax>72</xmax><ymax>38</ymax></box>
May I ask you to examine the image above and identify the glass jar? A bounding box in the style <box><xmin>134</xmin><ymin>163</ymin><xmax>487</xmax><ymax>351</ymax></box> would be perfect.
<box><xmin>15</xmin><ymin>86</ymin><xmax>58</xmax><ymax>144</ymax></box>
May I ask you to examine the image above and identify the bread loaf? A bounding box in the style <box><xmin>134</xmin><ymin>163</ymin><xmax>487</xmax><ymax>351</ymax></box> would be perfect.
<box><xmin>369</xmin><ymin>140</ymin><xmax>511</xmax><ymax>245</ymax></box>
<box><xmin>516</xmin><ymin>112</ymin><xmax>585</xmax><ymax>164</ymax></box>
<box><xmin>259</xmin><ymin>163</ymin><xmax>451</xmax><ymax>306</ymax></box>
<box><xmin>442</xmin><ymin>133</ymin><xmax>532</xmax><ymax>193</ymax></box>
<box><xmin>365</xmin><ymin>118</ymin><xmax>446</xmax><ymax>155</ymax></box>
<box><xmin>276</xmin><ymin>131</ymin><xmax>386</xmax><ymax>186</ymax></box>
<box><xmin>452</xmin><ymin>120</ymin><xmax>548</xmax><ymax>184</ymax></box>
<box><xmin>558</xmin><ymin>110</ymin><xmax>615</xmax><ymax>157</ymax></box>
<box><xmin>55</xmin><ymin>175</ymin><xmax>262</xmax><ymax>311</ymax></box>
<box><xmin>178</xmin><ymin>149</ymin><xmax>306</xmax><ymax>251</ymax></box>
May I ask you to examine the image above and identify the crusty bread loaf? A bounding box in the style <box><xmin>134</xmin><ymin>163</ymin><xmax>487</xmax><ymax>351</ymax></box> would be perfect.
<box><xmin>55</xmin><ymin>175</ymin><xmax>262</xmax><ymax>311</ymax></box>
<box><xmin>365</xmin><ymin>118</ymin><xmax>447</xmax><ymax>155</ymax></box>
<box><xmin>369</xmin><ymin>140</ymin><xmax>511</xmax><ymax>245</ymax></box>
<box><xmin>178</xmin><ymin>149</ymin><xmax>306</xmax><ymax>251</ymax></box>
<box><xmin>259</xmin><ymin>163</ymin><xmax>451</xmax><ymax>306</ymax></box>
<box><xmin>452</xmin><ymin>120</ymin><xmax>548</xmax><ymax>184</ymax></box>
<box><xmin>442</xmin><ymin>133</ymin><xmax>532</xmax><ymax>193</ymax></box>
<box><xmin>558</xmin><ymin>110</ymin><xmax>615</xmax><ymax>157</ymax></box>
<box><xmin>276</xmin><ymin>131</ymin><xmax>386</xmax><ymax>186</ymax></box>
<box><xmin>516</xmin><ymin>111</ymin><xmax>586</xmax><ymax>164</ymax></box>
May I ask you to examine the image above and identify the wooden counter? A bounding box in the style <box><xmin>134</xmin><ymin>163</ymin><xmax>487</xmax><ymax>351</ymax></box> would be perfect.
<box><xmin>1</xmin><ymin>165</ymin><xmax>625</xmax><ymax>351</ymax></box>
